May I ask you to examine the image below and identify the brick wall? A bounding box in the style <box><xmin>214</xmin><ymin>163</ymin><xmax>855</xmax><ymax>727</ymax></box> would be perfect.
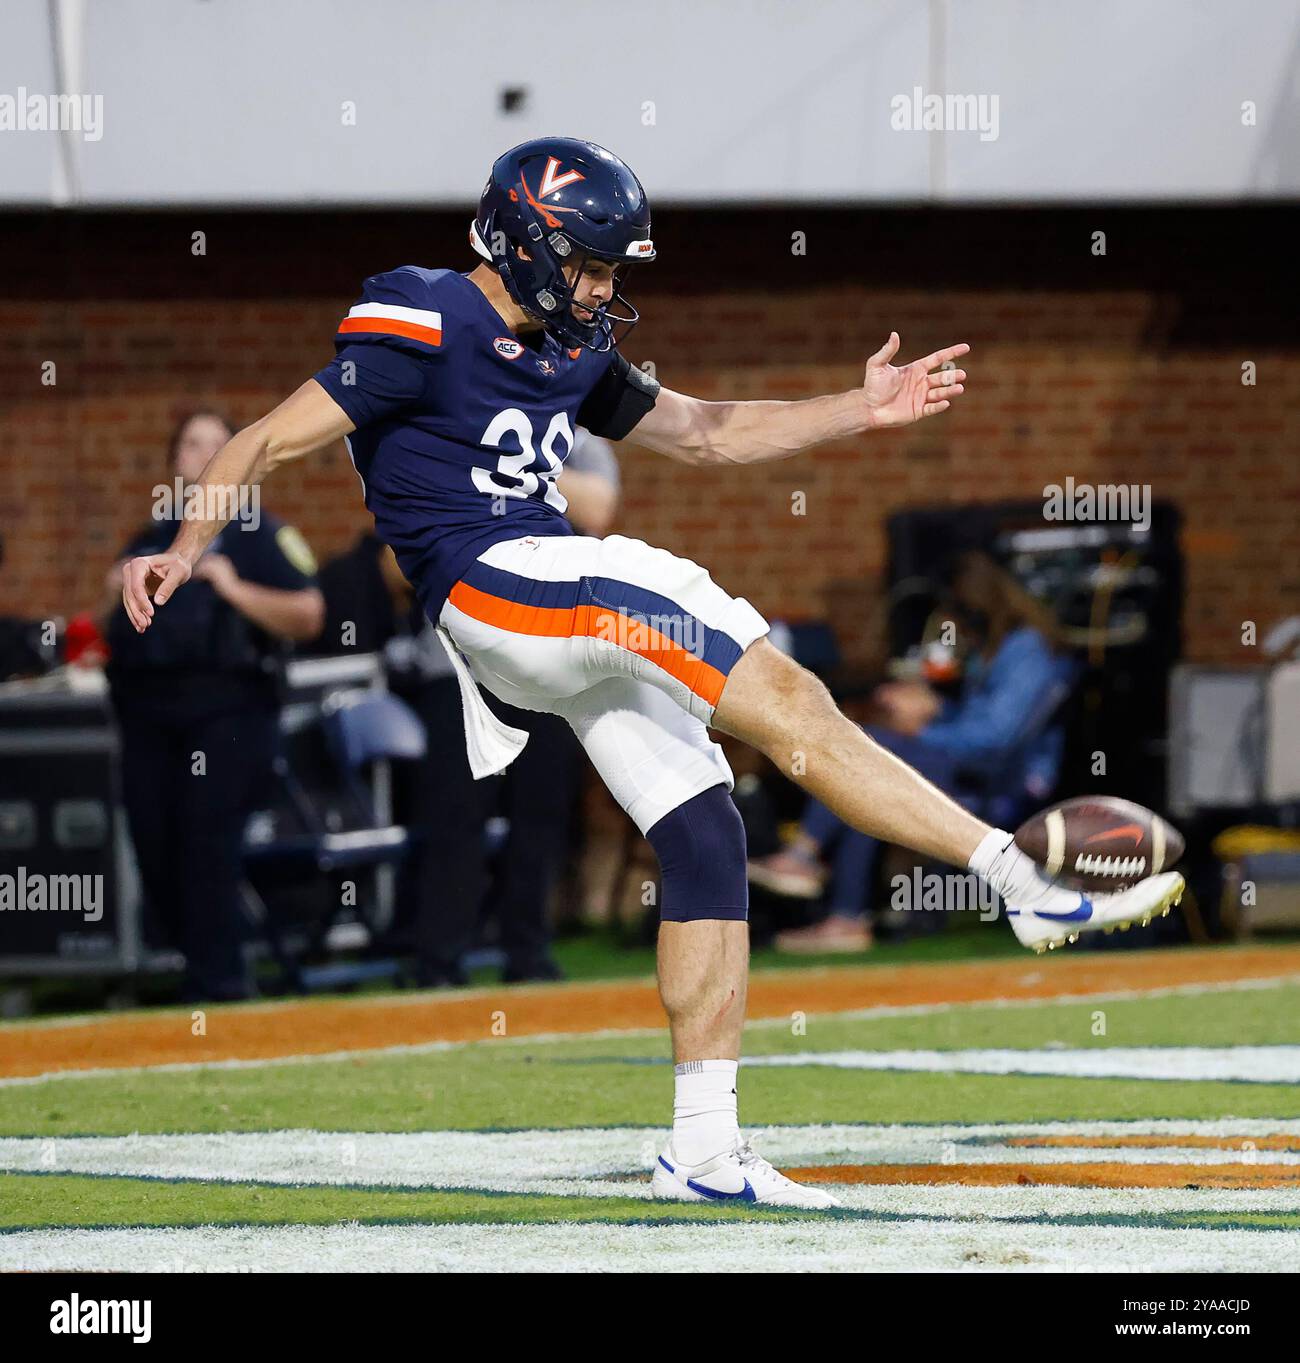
<box><xmin>1</xmin><ymin>208</ymin><xmax>1296</xmax><ymax>662</ymax></box>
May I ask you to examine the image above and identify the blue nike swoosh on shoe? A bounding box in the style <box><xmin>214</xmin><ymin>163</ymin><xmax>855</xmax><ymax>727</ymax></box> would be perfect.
<box><xmin>1031</xmin><ymin>895</ymin><xmax>1094</xmax><ymax>922</ymax></box>
<box><xmin>686</xmin><ymin>1176</ymin><xmax>757</xmax><ymax>1202</ymax></box>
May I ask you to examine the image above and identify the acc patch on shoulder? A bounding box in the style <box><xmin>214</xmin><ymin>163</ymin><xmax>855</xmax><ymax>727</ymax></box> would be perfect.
<box><xmin>275</xmin><ymin>524</ymin><xmax>318</xmax><ymax>577</ymax></box>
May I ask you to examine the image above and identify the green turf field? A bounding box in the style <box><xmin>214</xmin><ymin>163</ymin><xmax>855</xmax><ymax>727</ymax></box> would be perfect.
<box><xmin>3</xmin><ymin>978</ymin><xmax>1299</xmax><ymax>1260</ymax></box>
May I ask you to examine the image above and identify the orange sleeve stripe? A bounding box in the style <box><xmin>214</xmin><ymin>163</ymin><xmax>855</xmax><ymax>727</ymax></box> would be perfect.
<box><xmin>447</xmin><ymin>580</ymin><xmax>727</xmax><ymax>708</ymax></box>
<box><xmin>338</xmin><ymin>317</ymin><xmax>442</xmax><ymax>346</ymax></box>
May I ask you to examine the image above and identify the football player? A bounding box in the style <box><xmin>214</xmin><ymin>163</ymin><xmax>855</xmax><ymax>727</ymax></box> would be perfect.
<box><xmin>123</xmin><ymin>137</ymin><xmax>1184</xmax><ymax>1208</ymax></box>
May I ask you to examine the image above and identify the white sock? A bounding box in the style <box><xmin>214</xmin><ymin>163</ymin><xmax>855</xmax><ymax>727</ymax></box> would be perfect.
<box><xmin>968</xmin><ymin>828</ymin><xmax>1065</xmax><ymax>912</ymax></box>
<box><xmin>672</xmin><ymin>1059</ymin><xmax>740</xmax><ymax>1166</ymax></box>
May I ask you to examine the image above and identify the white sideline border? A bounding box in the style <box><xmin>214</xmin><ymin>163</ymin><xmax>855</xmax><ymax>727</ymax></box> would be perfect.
<box><xmin>7</xmin><ymin>1121</ymin><xmax>1300</xmax><ymax>1194</ymax></box>
<box><xmin>4</xmin><ymin>1217</ymin><xmax>1298</xmax><ymax>1274</ymax></box>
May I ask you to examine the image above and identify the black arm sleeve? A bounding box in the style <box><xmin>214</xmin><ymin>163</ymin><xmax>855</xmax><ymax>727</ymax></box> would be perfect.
<box><xmin>576</xmin><ymin>350</ymin><xmax>661</xmax><ymax>440</ymax></box>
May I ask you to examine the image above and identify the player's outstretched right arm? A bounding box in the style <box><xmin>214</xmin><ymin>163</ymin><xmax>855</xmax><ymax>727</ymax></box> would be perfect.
<box><xmin>121</xmin><ymin>379</ymin><xmax>353</xmax><ymax>633</ymax></box>
<box><xmin>631</xmin><ymin>334</ymin><xmax>969</xmax><ymax>467</ymax></box>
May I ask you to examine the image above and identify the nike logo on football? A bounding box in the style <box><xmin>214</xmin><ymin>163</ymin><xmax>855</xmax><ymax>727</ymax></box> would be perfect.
<box><xmin>1084</xmin><ymin>824</ymin><xmax>1144</xmax><ymax>847</ymax></box>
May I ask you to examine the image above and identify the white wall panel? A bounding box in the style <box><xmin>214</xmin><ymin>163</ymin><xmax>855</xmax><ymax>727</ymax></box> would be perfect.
<box><xmin>2</xmin><ymin>0</ymin><xmax>1297</xmax><ymax>205</ymax></box>
<box><xmin>943</xmin><ymin>0</ymin><xmax>1300</xmax><ymax>199</ymax></box>
<box><xmin>0</xmin><ymin>1</ymin><xmax>64</xmax><ymax>203</ymax></box>
<box><xmin>69</xmin><ymin>0</ymin><xmax>930</xmax><ymax>204</ymax></box>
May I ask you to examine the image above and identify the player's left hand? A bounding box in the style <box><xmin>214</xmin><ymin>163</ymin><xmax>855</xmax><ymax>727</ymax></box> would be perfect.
<box><xmin>861</xmin><ymin>334</ymin><xmax>969</xmax><ymax>428</ymax></box>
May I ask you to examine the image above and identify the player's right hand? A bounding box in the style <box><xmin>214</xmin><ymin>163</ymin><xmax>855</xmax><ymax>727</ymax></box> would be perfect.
<box><xmin>122</xmin><ymin>552</ymin><xmax>193</xmax><ymax>633</ymax></box>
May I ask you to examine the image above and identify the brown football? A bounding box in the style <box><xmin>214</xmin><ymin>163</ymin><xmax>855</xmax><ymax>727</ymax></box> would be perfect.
<box><xmin>1013</xmin><ymin>796</ymin><xmax>1184</xmax><ymax>891</ymax></box>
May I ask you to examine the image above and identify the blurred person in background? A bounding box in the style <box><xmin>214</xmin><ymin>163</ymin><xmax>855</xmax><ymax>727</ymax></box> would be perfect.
<box><xmin>405</xmin><ymin>429</ymin><xmax>621</xmax><ymax>985</ymax></box>
<box><xmin>310</xmin><ymin>530</ymin><xmax>473</xmax><ymax>986</ymax></box>
<box><xmin>750</xmin><ymin>551</ymin><xmax>1067</xmax><ymax>953</ymax></box>
<box><xmin>311</xmin><ymin>430</ymin><xmax>620</xmax><ymax>987</ymax></box>
<box><xmin>556</xmin><ymin>427</ymin><xmax>621</xmax><ymax>537</ymax></box>
<box><xmin>478</xmin><ymin>428</ymin><xmax>622</xmax><ymax>973</ymax></box>
<box><xmin>103</xmin><ymin>410</ymin><xmax>324</xmax><ymax>1001</ymax></box>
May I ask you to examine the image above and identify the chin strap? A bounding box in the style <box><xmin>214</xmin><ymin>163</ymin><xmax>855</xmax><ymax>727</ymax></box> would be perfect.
<box><xmin>469</xmin><ymin>217</ymin><xmax>537</xmax><ymax>324</ymax></box>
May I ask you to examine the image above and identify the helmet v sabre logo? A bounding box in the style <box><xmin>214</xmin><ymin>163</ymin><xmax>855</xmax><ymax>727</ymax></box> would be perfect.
<box><xmin>538</xmin><ymin>157</ymin><xmax>585</xmax><ymax>198</ymax></box>
<box><xmin>520</xmin><ymin>173</ymin><xmax>575</xmax><ymax>228</ymax></box>
<box><xmin>517</xmin><ymin>164</ymin><xmax>583</xmax><ymax>230</ymax></box>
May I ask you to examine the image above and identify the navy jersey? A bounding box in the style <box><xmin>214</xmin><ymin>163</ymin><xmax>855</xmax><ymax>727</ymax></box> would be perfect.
<box><xmin>313</xmin><ymin>266</ymin><xmax>658</xmax><ymax>622</ymax></box>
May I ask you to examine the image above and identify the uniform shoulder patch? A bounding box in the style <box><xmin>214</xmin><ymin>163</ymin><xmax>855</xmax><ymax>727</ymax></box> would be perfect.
<box><xmin>275</xmin><ymin>525</ymin><xmax>318</xmax><ymax>577</ymax></box>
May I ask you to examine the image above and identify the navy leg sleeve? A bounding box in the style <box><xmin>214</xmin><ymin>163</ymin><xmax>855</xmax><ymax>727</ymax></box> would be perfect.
<box><xmin>645</xmin><ymin>784</ymin><xmax>749</xmax><ymax>923</ymax></box>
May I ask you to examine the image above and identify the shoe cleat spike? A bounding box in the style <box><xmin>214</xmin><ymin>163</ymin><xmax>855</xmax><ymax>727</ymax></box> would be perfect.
<box><xmin>1068</xmin><ymin>933</ymin><xmax>1079</xmax><ymax>944</ymax></box>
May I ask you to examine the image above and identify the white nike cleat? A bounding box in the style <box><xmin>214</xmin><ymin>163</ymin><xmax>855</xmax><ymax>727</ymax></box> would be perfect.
<box><xmin>651</xmin><ymin>1137</ymin><xmax>841</xmax><ymax>1210</ymax></box>
<box><xmin>1007</xmin><ymin>870</ymin><xmax>1185</xmax><ymax>954</ymax></box>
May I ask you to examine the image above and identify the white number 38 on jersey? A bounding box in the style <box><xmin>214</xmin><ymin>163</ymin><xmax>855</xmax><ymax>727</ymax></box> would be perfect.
<box><xmin>472</xmin><ymin>408</ymin><xmax>573</xmax><ymax>511</ymax></box>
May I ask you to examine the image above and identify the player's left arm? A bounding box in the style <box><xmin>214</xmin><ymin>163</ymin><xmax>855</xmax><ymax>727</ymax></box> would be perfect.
<box><xmin>633</xmin><ymin>334</ymin><xmax>969</xmax><ymax>467</ymax></box>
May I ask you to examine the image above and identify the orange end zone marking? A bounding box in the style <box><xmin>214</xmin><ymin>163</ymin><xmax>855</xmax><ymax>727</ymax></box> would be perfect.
<box><xmin>4</xmin><ymin>946</ymin><xmax>1300</xmax><ymax>1080</ymax></box>
<box><xmin>786</xmin><ymin>1163</ymin><xmax>1300</xmax><ymax>1189</ymax></box>
<box><xmin>1006</xmin><ymin>1134</ymin><xmax>1300</xmax><ymax>1152</ymax></box>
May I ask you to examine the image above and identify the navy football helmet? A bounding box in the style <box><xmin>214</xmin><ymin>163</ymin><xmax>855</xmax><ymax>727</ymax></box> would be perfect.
<box><xmin>471</xmin><ymin>137</ymin><xmax>655</xmax><ymax>352</ymax></box>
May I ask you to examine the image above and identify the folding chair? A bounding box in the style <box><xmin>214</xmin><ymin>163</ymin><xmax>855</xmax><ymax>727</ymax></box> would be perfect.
<box><xmin>243</xmin><ymin>689</ymin><xmax>427</xmax><ymax>992</ymax></box>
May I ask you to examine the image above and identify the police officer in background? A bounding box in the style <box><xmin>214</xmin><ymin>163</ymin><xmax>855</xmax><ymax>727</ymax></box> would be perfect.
<box><xmin>104</xmin><ymin>410</ymin><xmax>324</xmax><ymax>1002</ymax></box>
<box><xmin>398</xmin><ymin>429</ymin><xmax>623</xmax><ymax>985</ymax></box>
<box><xmin>307</xmin><ymin>431</ymin><xmax>621</xmax><ymax>988</ymax></box>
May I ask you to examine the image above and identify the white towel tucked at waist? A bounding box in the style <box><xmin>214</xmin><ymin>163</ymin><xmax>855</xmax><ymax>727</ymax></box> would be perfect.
<box><xmin>434</xmin><ymin>626</ymin><xmax>530</xmax><ymax>779</ymax></box>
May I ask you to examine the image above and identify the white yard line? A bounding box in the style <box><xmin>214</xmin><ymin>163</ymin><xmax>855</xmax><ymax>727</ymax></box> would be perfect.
<box><xmin>788</xmin><ymin>971</ymin><xmax>1300</xmax><ymax>1026</ymax></box>
<box><xmin>6</xmin><ymin>1122</ymin><xmax>1300</xmax><ymax>1196</ymax></box>
<box><xmin>3</xmin><ymin>1218</ymin><xmax>1296</xmax><ymax>1274</ymax></box>
<box><xmin>745</xmin><ymin>1045</ymin><xmax>1300</xmax><ymax>1084</ymax></box>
